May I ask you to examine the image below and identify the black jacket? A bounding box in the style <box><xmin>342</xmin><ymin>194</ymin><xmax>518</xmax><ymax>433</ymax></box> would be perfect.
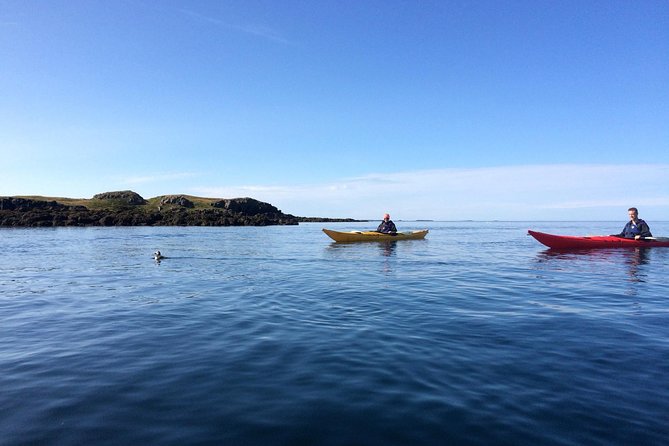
<box><xmin>376</xmin><ymin>220</ymin><xmax>397</xmax><ymax>233</ymax></box>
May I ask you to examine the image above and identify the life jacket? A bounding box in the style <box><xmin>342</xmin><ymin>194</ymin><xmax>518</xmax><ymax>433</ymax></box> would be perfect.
<box><xmin>624</xmin><ymin>219</ymin><xmax>645</xmax><ymax>237</ymax></box>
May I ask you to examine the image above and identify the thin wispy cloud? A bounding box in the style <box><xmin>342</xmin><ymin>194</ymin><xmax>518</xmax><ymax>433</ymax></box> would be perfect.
<box><xmin>539</xmin><ymin>198</ymin><xmax>669</xmax><ymax>210</ymax></box>
<box><xmin>192</xmin><ymin>164</ymin><xmax>669</xmax><ymax>220</ymax></box>
<box><xmin>177</xmin><ymin>8</ymin><xmax>291</xmax><ymax>45</ymax></box>
<box><xmin>0</xmin><ymin>11</ymin><xmax>20</xmax><ymax>27</ymax></box>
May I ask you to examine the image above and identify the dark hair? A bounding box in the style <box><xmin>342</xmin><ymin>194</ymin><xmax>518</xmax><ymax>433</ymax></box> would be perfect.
<box><xmin>628</xmin><ymin>207</ymin><xmax>638</xmax><ymax>213</ymax></box>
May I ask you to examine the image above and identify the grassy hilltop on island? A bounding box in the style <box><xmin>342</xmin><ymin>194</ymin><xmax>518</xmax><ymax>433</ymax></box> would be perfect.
<box><xmin>0</xmin><ymin>190</ymin><xmax>358</xmax><ymax>227</ymax></box>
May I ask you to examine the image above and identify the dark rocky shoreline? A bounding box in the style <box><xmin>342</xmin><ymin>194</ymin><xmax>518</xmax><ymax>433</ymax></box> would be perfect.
<box><xmin>0</xmin><ymin>191</ymin><xmax>360</xmax><ymax>227</ymax></box>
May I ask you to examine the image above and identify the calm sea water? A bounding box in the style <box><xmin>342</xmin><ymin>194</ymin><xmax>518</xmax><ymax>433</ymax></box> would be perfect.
<box><xmin>1</xmin><ymin>221</ymin><xmax>668</xmax><ymax>446</ymax></box>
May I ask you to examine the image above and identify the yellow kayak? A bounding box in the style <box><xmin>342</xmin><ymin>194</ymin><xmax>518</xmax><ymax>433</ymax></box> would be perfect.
<box><xmin>323</xmin><ymin>228</ymin><xmax>429</xmax><ymax>243</ymax></box>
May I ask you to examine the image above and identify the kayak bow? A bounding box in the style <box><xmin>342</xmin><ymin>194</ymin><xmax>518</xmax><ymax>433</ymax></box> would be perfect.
<box><xmin>528</xmin><ymin>230</ymin><xmax>669</xmax><ymax>249</ymax></box>
<box><xmin>323</xmin><ymin>228</ymin><xmax>428</xmax><ymax>243</ymax></box>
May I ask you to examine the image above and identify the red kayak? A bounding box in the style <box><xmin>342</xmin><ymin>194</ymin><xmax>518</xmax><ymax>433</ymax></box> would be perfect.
<box><xmin>528</xmin><ymin>230</ymin><xmax>669</xmax><ymax>249</ymax></box>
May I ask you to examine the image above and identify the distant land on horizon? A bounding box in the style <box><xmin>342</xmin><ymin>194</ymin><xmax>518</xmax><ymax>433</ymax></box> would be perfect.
<box><xmin>0</xmin><ymin>190</ymin><xmax>363</xmax><ymax>227</ymax></box>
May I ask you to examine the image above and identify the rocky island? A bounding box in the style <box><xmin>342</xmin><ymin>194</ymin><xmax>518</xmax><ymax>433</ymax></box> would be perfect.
<box><xmin>0</xmin><ymin>190</ymin><xmax>358</xmax><ymax>227</ymax></box>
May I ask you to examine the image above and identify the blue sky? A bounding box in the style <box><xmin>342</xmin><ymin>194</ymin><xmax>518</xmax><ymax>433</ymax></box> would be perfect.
<box><xmin>1</xmin><ymin>0</ymin><xmax>668</xmax><ymax>220</ymax></box>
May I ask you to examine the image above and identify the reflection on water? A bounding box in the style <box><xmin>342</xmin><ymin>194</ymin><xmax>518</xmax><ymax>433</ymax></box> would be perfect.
<box><xmin>537</xmin><ymin>247</ymin><xmax>649</xmax><ymax>267</ymax></box>
<box><xmin>625</xmin><ymin>248</ymin><xmax>649</xmax><ymax>283</ymax></box>
<box><xmin>325</xmin><ymin>241</ymin><xmax>397</xmax><ymax>257</ymax></box>
<box><xmin>378</xmin><ymin>241</ymin><xmax>396</xmax><ymax>257</ymax></box>
<box><xmin>323</xmin><ymin>240</ymin><xmax>398</xmax><ymax>276</ymax></box>
<box><xmin>534</xmin><ymin>247</ymin><xmax>653</xmax><ymax>298</ymax></box>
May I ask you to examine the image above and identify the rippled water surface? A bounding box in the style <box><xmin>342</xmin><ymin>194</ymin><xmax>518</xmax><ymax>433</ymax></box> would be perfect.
<box><xmin>2</xmin><ymin>222</ymin><xmax>668</xmax><ymax>445</ymax></box>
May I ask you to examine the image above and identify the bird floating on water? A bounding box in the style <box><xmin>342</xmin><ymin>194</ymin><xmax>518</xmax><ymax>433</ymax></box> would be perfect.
<box><xmin>153</xmin><ymin>251</ymin><xmax>164</xmax><ymax>261</ymax></box>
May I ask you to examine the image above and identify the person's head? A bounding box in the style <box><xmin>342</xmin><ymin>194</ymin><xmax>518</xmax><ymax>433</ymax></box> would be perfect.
<box><xmin>383</xmin><ymin>213</ymin><xmax>390</xmax><ymax>221</ymax></box>
<box><xmin>628</xmin><ymin>207</ymin><xmax>639</xmax><ymax>221</ymax></box>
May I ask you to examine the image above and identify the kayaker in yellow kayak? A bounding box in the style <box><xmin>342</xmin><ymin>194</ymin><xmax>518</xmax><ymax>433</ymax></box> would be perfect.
<box><xmin>376</xmin><ymin>213</ymin><xmax>397</xmax><ymax>234</ymax></box>
<box><xmin>613</xmin><ymin>207</ymin><xmax>652</xmax><ymax>240</ymax></box>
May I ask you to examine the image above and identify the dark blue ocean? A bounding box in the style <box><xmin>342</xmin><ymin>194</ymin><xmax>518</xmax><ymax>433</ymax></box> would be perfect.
<box><xmin>1</xmin><ymin>221</ymin><xmax>668</xmax><ymax>446</ymax></box>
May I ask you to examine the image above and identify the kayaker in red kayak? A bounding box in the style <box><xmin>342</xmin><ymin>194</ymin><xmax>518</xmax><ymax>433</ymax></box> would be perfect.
<box><xmin>376</xmin><ymin>213</ymin><xmax>397</xmax><ymax>234</ymax></box>
<box><xmin>613</xmin><ymin>207</ymin><xmax>652</xmax><ymax>240</ymax></box>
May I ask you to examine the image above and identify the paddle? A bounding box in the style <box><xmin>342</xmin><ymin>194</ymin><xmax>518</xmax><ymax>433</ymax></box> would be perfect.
<box><xmin>612</xmin><ymin>236</ymin><xmax>657</xmax><ymax>241</ymax></box>
<box><xmin>640</xmin><ymin>236</ymin><xmax>669</xmax><ymax>242</ymax></box>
